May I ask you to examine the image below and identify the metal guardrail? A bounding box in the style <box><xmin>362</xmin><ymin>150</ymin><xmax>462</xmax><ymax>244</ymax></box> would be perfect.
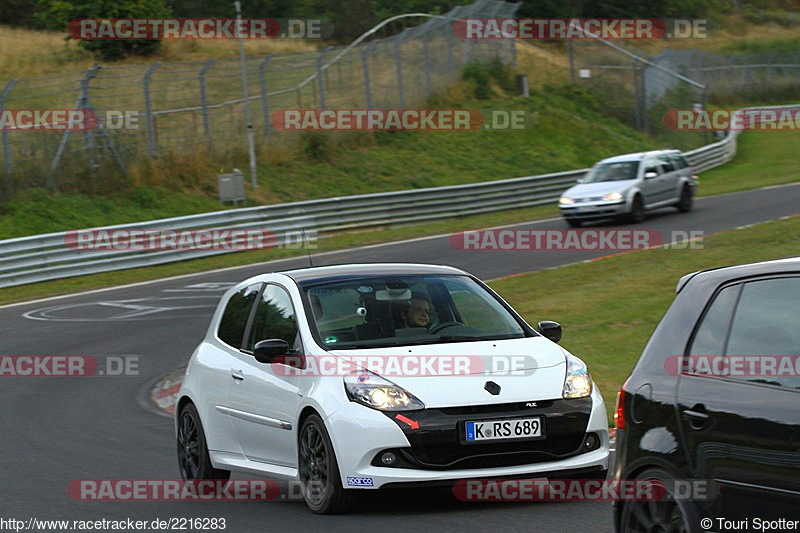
<box><xmin>1</xmin><ymin>104</ymin><xmax>797</xmax><ymax>288</ymax></box>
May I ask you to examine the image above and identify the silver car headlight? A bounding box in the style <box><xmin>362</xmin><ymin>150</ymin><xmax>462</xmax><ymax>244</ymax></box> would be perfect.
<box><xmin>563</xmin><ymin>354</ymin><xmax>592</xmax><ymax>399</ymax></box>
<box><xmin>344</xmin><ymin>370</ymin><xmax>425</xmax><ymax>411</ymax></box>
<box><xmin>559</xmin><ymin>197</ymin><xmax>575</xmax><ymax>205</ymax></box>
<box><xmin>602</xmin><ymin>192</ymin><xmax>623</xmax><ymax>202</ymax></box>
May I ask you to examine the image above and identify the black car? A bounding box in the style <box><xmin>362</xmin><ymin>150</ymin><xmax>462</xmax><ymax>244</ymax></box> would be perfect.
<box><xmin>613</xmin><ymin>258</ymin><xmax>800</xmax><ymax>532</ymax></box>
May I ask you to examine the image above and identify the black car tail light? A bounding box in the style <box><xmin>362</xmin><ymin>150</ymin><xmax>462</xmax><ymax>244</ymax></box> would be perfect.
<box><xmin>614</xmin><ymin>376</ymin><xmax>631</xmax><ymax>431</ymax></box>
<box><xmin>613</xmin><ymin>390</ymin><xmax>625</xmax><ymax>430</ymax></box>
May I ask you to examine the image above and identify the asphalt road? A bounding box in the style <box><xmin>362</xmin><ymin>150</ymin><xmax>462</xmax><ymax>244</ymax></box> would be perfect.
<box><xmin>1</xmin><ymin>183</ymin><xmax>798</xmax><ymax>532</ymax></box>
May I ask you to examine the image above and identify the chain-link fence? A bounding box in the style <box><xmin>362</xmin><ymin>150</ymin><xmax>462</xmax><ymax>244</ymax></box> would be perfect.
<box><xmin>650</xmin><ymin>49</ymin><xmax>800</xmax><ymax>105</ymax></box>
<box><xmin>567</xmin><ymin>39</ymin><xmax>708</xmax><ymax>150</ymax></box>
<box><xmin>0</xmin><ymin>0</ymin><xmax>520</xmax><ymax>198</ymax></box>
<box><xmin>568</xmin><ymin>40</ymin><xmax>800</xmax><ymax>150</ymax></box>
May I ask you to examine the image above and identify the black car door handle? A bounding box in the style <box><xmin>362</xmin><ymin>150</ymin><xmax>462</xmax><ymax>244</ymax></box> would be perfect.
<box><xmin>682</xmin><ymin>407</ymin><xmax>709</xmax><ymax>429</ymax></box>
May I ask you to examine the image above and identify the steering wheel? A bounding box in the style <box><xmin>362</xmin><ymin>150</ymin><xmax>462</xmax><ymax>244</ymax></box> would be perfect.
<box><xmin>429</xmin><ymin>321</ymin><xmax>464</xmax><ymax>334</ymax></box>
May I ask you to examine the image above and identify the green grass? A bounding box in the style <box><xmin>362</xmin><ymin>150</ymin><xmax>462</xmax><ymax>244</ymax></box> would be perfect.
<box><xmin>491</xmin><ymin>214</ymin><xmax>800</xmax><ymax>423</ymax></box>
<box><xmin>0</xmin><ymin>187</ymin><xmax>222</xmax><ymax>238</ymax></box>
<box><xmin>694</xmin><ymin>130</ymin><xmax>800</xmax><ymax>197</ymax></box>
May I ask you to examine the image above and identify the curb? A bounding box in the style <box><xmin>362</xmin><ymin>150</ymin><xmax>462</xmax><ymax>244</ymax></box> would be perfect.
<box><xmin>149</xmin><ymin>367</ymin><xmax>186</xmax><ymax>417</ymax></box>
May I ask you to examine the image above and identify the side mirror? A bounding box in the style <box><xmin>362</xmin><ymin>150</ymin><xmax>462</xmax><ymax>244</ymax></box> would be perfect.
<box><xmin>254</xmin><ymin>339</ymin><xmax>290</xmax><ymax>364</ymax></box>
<box><xmin>644</xmin><ymin>171</ymin><xmax>658</xmax><ymax>179</ymax></box>
<box><xmin>537</xmin><ymin>321</ymin><xmax>562</xmax><ymax>343</ymax></box>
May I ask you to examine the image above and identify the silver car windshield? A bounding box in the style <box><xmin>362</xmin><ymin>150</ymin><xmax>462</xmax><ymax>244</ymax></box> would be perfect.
<box><xmin>303</xmin><ymin>275</ymin><xmax>527</xmax><ymax>349</ymax></box>
<box><xmin>578</xmin><ymin>161</ymin><xmax>640</xmax><ymax>183</ymax></box>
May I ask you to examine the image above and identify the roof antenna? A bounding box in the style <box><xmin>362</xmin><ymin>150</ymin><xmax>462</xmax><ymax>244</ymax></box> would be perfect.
<box><xmin>302</xmin><ymin>229</ymin><xmax>314</xmax><ymax>267</ymax></box>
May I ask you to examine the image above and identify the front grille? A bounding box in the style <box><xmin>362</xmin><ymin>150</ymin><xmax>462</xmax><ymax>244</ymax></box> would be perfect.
<box><xmin>381</xmin><ymin>398</ymin><xmax>593</xmax><ymax>470</ymax></box>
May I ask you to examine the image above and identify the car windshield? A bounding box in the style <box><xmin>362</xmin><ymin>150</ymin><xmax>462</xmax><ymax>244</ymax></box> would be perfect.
<box><xmin>302</xmin><ymin>275</ymin><xmax>528</xmax><ymax>349</ymax></box>
<box><xmin>578</xmin><ymin>161</ymin><xmax>639</xmax><ymax>183</ymax></box>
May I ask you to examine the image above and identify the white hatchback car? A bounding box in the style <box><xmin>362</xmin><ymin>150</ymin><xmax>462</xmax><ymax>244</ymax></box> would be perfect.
<box><xmin>176</xmin><ymin>263</ymin><xmax>609</xmax><ymax>513</ymax></box>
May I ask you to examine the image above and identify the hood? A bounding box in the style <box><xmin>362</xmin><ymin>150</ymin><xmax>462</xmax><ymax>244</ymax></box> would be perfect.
<box><xmin>564</xmin><ymin>180</ymin><xmax>636</xmax><ymax>198</ymax></box>
<box><xmin>328</xmin><ymin>337</ymin><xmax>569</xmax><ymax>408</ymax></box>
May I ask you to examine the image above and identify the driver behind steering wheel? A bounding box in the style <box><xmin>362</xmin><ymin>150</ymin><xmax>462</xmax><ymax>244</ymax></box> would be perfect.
<box><xmin>400</xmin><ymin>294</ymin><xmax>430</xmax><ymax>329</ymax></box>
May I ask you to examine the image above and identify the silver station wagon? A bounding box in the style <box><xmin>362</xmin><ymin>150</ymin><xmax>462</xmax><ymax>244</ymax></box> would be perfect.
<box><xmin>559</xmin><ymin>149</ymin><xmax>697</xmax><ymax>227</ymax></box>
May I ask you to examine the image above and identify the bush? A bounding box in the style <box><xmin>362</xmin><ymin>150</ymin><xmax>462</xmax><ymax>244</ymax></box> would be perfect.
<box><xmin>301</xmin><ymin>132</ymin><xmax>330</xmax><ymax>160</ymax></box>
<box><xmin>462</xmin><ymin>59</ymin><xmax>515</xmax><ymax>100</ymax></box>
<box><xmin>36</xmin><ymin>0</ymin><xmax>171</xmax><ymax>61</ymax></box>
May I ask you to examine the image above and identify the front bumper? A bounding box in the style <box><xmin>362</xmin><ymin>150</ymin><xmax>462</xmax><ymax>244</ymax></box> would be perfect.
<box><xmin>560</xmin><ymin>201</ymin><xmax>627</xmax><ymax>221</ymax></box>
<box><xmin>324</xmin><ymin>387</ymin><xmax>609</xmax><ymax>489</ymax></box>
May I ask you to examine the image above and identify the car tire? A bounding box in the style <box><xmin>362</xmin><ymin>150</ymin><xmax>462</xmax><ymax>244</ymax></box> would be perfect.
<box><xmin>177</xmin><ymin>402</ymin><xmax>231</xmax><ymax>481</ymax></box>
<box><xmin>628</xmin><ymin>195</ymin><xmax>645</xmax><ymax>224</ymax></box>
<box><xmin>298</xmin><ymin>414</ymin><xmax>355</xmax><ymax>514</ymax></box>
<box><xmin>565</xmin><ymin>218</ymin><xmax>582</xmax><ymax>228</ymax></box>
<box><xmin>677</xmin><ymin>185</ymin><xmax>693</xmax><ymax>213</ymax></box>
<box><xmin>619</xmin><ymin>468</ymin><xmax>700</xmax><ymax>533</ymax></box>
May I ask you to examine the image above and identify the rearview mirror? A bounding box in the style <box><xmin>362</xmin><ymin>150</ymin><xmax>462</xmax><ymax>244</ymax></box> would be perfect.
<box><xmin>644</xmin><ymin>171</ymin><xmax>658</xmax><ymax>179</ymax></box>
<box><xmin>537</xmin><ymin>321</ymin><xmax>562</xmax><ymax>343</ymax></box>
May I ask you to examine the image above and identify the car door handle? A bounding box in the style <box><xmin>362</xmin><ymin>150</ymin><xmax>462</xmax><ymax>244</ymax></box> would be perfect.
<box><xmin>682</xmin><ymin>405</ymin><xmax>709</xmax><ymax>430</ymax></box>
<box><xmin>231</xmin><ymin>369</ymin><xmax>245</xmax><ymax>381</ymax></box>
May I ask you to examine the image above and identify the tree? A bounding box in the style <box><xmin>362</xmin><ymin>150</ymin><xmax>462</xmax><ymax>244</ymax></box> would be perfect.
<box><xmin>36</xmin><ymin>0</ymin><xmax>172</xmax><ymax>61</ymax></box>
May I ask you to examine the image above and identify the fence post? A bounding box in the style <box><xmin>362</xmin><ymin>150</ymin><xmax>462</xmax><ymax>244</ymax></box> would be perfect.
<box><xmin>317</xmin><ymin>46</ymin><xmax>332</xmax><ymax>110</ymax></box>
<box><xmin>568</xmin><ymin>41</ymin><xmax>575</xmax><ymax>83</ymax></box>
<box><xmin>423</xmin><ymin>32</ymin><xmax>433</xmax><ymax>98</ymax></box>
<box><xmin>199</xmin><ymin>58</ymin><xmax>216</xmax><ymax>153</ymax></box>
<box><xmin>641</xmin><ymin>64</ymin><xmax>649</xmax><ymax>134</ymax></box>
<box><xmin>394</xmin><ymin>37</ymin><xmax>406</xmax><ymax>108</ymax></box>
<box><xmin>143</xmin><ymin>62</ymin><xmax>160</xmax><ymax>158</ymax></box>
<box><xmin>510</xmin><ymin>39</ymin><xmax>517</xmax><ymax>70</ymax></box>
<box><xmin>259</xmin><ymin>53</ymin><xmax>275</xmax><ymax>137</ymax></box>
<box><xmin>48</xmin><ymin>65</ymin><xmax>101</xmax><ymax>191</ymax></box>
<box><xmin>0</xmin><ymin>79</ymin><xmax>18</xmax><ymax>188</ymax></box>
<box><xmin>632</xmin><ymin>61</ymin><xmax>640</xmax><ymax>130</ymax></box>
<box><xmin>362</xmin><ymin>43</ymin><xmax>374</xmax><ymax>109</ymax></box>
<box><xmin>446</xmin><ymin>20</ymin><xmax>455</xmax><ymax>77</ymax></box>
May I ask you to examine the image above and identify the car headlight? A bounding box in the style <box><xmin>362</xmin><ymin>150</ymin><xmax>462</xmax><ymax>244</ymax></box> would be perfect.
<box><xmin>602</xmin><ymin>192</ymin><xmax>623</xmax><ymax>202</ymax></box>
<box><xmin>344</xmin><ymin>370</ymin><xmax>425</xmax><ymax>411</ymax></box>
<box><xmin>563</xmin><ymin>354</ymin><xmax>592</xmax><ymax>399</ymax></box>
<box><xmin>559</xmin><ymin>197</ymin><xmax>575</xmax><ymax>205</ymax></box>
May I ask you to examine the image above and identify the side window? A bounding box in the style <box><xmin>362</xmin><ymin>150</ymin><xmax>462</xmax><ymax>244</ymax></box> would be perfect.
<box><xmin>643</xmin><ymin>159</ymin><xmax>661</xmax><ymax>176</ymax></box>
<box><xmin>672</xmin><ymin>154</ymin><xmax>689</xmax><ymax>170</ymax></box>
<box><xmin>689</xmin><ymin>284</ymin><xmax>740</xmax><ymax>358</ymax></box>
<box><xmin>658</xmin><ymin>155</ymin><xmax>677</xmax><ymax>172</ymax></box>
<box><xmin>247</xmin><ymin>285</ymin><xmax>300</xmax><ymax>352</ymax></box>
<box><xmin>217</xmin><ymin>284</ymin><xmax>261</xmax><ymax>348</ymax></box>
<box><xmin>726</xmin><ymin>278</ymin><xmax>800</xmax><ymax>389</ymax></box>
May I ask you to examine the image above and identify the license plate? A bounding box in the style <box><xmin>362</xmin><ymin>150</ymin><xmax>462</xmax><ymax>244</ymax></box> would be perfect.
<box><xmin>576</xmin><ymin>205</ymin><xmax>597</xmax><ymax>212</ymax></box>
<box><xmin>464</xmin><ymin>417</ymin><xmax>543</xmax><ymax>443</ymax></box>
